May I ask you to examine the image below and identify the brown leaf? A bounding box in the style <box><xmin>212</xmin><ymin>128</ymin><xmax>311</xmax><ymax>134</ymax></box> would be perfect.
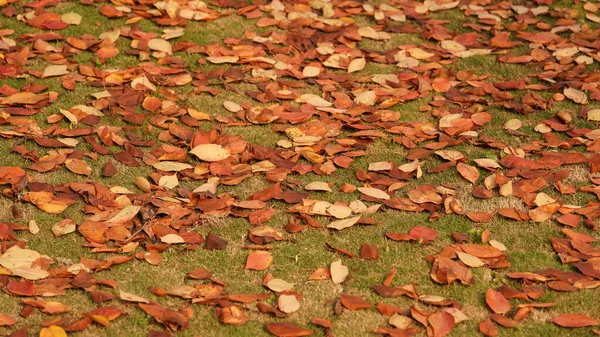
<box><xmin>456</xmin><ymin>163</ymin><xmax>479</xmax><ymax>183</ymax></box>
<box><xmin>339</xmin><ymin>294</ymin><xmax>372</xmax><ymax>310</ymax></box>
<box><xmin>265</xmin><ymin>322</ymin><xmax>313</xmax><ymax>337</ymax></box>
<box><xmin>360</xmin><ymin>244</ymin><xmax>379</xmax><ymax>259</ymax></box>
<box><xmin>205</xmin><ymin>233</ymin><xmax>228</xmax><ymax>250</ymax></box>
<box><xmin>427</xmin><ymin>311</ymin><xmax>455</xmax><ymax>337</ymax></box>
<box><xmin>216</xmin><ymin>306</ymin><xmax>247</xmax><ymax>326</ymax></box>
<box><xmin>552</xmin><ymin>313</ymin><xmax>599</xmax><ymax>328</ymax></box>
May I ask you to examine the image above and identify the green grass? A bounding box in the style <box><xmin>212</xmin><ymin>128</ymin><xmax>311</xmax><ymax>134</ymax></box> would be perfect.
<box><xmin>0</xmin><ymin>1</ymin><xmax>600</xmax><ymax>337</ymax></box>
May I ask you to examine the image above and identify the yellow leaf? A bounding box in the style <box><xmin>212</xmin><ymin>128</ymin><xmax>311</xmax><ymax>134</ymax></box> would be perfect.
<box><xmin>266</xmin><ymin>278</ymin><xmax>294</xmax><ymax>292</ymax></box>
<box><xmin>40</xmin><ymin>325</ymin><xmax>67</xmax><ymax>337</ymax></box>
<box><xmin>61</xmin><ymin>12</ymin><xmax>82</xmax><ymax>25</ymax></box>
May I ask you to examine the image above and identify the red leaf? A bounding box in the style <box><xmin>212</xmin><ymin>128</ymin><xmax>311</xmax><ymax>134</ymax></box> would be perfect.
<box><xmin>205</xmin><ymin>233</ymin><xmax>228</xmax><ymax>250</ymax></box>
<box><xmin>479</xmin><ymin>318</ymin><xmax>498</xmax><ymax>336</ymax></box>
<box><xmin>359</xmin><ymin>244</ymin><xmax>379</xmax><ymax>259</ymax></box>
<box><xmin>427</xmin><ymin>311</ymin><xmax>455</xmax><ymax>337</ymax></box>
<box><xmin>265</xmin><ymin>322</ymin><xmax>313</xmax><ymax>336</ymax></box>
<box><xmin>408</xmin><ymin>226</ymin><xmax>438</xmax><ymax>243</ymax></box>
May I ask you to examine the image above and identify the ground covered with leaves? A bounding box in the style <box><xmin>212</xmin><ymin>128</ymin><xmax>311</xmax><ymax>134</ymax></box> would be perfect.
<box><xmin>2</xmin><ymin>0</ymin><xmax>600</xmax><ymax>336</ymax></box>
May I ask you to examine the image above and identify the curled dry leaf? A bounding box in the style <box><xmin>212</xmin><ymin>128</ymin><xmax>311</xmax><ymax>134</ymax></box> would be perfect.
<box><xmin>40</xmin><ymin>326</ymin><xmax>67</xmax><ymax>337</ymax></box>
<box><xmin>216</xmin><ymin>306</ymin><xmax>247</xmax><ymax>326</ymax></box>
<box><xmin>265</xmin><ymin>322</ymin><xmax>313</xmax><ymax>337</ymax></box>
<box><xmin>245</xmin><ymin>251</ymin><xmax>273</xmax><ymax>271</ymax></box>
<box><xmin>65</xmin><ymin>158</ymin><xmax>92</xmax><ymax>176</ymax></box>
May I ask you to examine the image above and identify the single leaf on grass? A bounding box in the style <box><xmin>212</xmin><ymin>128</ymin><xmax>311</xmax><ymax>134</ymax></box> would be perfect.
<box><xmin>266</xmin><ymin>279</ymin><xmax>294</xmax><ymax>292</ymax></box>
<box><xmin>490</xmin><ymin>313</ymin><xmax>521</xmax><ymax>328</ymax></box>
<box><xmin>489</xmin><ymin>240</ymin><xmax>507</xmax><ymax>251</ymax></box>
<box><xmin>330</xmin><ymin>260</ymin><xmax>348</xmax><ymax>284</ymax></box>
<box><xmin>304</xmin><ymin>181</ymin><xmax>331</xmax><ymax>192</ymax></box>
<box><xmin>408</xmin><ymin>226</ymin><xmax>438</xmax><ymax>243</ymax></box>
<box><xmin>65</xmin><ymin>159</ymin><xmax>92</xmax><ymax>176</ymax></box>
<box><xmin>339</xmin><ymin>294</ymin><xmax>371</xmax><ymax>310</ymax></box>
<box><xmin>102</xmin><ymin>161</ymin><xmax>118</xmax><ymax>176</ymax></box>
<box><xmin>504</xmin><ymin>119</ymin><xmax>522</xmax><ymax>130</ymax></box>
<box><xmin>223</xmin><ymin>101</ymin><xmax>242</xmax><ymax>112</ymax></box>
<box><xmin>588</xmin><ymin>109</ymin><xmax>600</xmax><ymax>121</ymax></box>
<box><xmin>552</xmin><ymin>313</ymin><xmax>599</xmax><ymax>328</ymax></box>
<box><xmin>61</xmin><ymin>12</ymin><xmax>82</xmax><ymax>25</ymax></box>
<box><xmin>245</xmin><ymin>251</ymin><xmax>273</xmax><ymax>271</ymax></box>
<box><xmin>188</xmin><ymin>268</ymin><xmax>212</xmax><ymax>280</ymax></box>
<box><xmin>389</xmin><ymin>314</ymin><xmax>412</xmax><ymax>329</ymax></box>
<box><xmin>0</xmin><ymin>314</ymin><xmax>16</xmax><ymax>326</ymax></box>
<box><xmin>485</xmin><ymin>288</ymin><xmax>511</xmax><ymax>314</ymax></box>
<box><xmin>190</xmin><ymin>144</ymin><xmax>231</xmax><ymax>162</ymax></box>
<box><xmin>564</xmin><ymin>87</ymin><xmax>588</xmax><ymax>104</ymax></box>
<box><xmin>147</xmin><ymin>38</ymin><xmax>173</xmax><ymax>55</ymax></box>
<box><xmin>456</xmin><ymin>252</ymin><xmax>485</xmax><ymax>267</ymax></box>
<box><xmin>456</xmin><ymin>163</ymin><xmax>479</xmax><ymax>183</ymax></box>
<box><xmin>265</xmin><ymin>322</ymin><xmax>313</xmax><ymax>337</ymax></box>
<box><xmin>360</xmin><ymin>244</ymin><xmax>379</xmax><ymax>259</ymax></box>
<box><xmin>40</xmin><ymin>326</ymin><xmax>67</xmax><ymax>337</ymax></box>
<box><xmin>205</xmin><ymin>233</ymin><xmax>228</xmax><ymax>250</ymax></box>
<box><xmin>307</xmin><ymin>268</ymin><xmax>330</xmax><ymax>280</ymax></box>
<box><xmin>119</xmin><ymin>290</ymin><xmax>150</xmax><ymax>304</ymax></box>
<box><xmin>278</xmin><ymin>294</ymin><xmax>300</xmax><ymax>313</ymax></box>
<box><xmin>216</xmin><ymin>306</ymin><xmax>247</xmax><ymax>326</ymax></box>
<box><xmin>357</xmin><ymin>187</ymin><xmax>390</xmax><ymax>200</ymax></box>
<box><xmin>479</xmin><ymin>318</ymin><xmax>498</xmax><ymax>336</ymax></box>
<box><xmin>143</xmin><ymin>251</ymin><xmax>162</xmax><ymax>266</ymax></box>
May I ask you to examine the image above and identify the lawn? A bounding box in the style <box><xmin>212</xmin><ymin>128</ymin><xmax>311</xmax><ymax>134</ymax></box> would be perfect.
<box><xmin>0</xmin><ymin>0</ymin><xmax>600</xmax><ymax>336</ymax></box>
